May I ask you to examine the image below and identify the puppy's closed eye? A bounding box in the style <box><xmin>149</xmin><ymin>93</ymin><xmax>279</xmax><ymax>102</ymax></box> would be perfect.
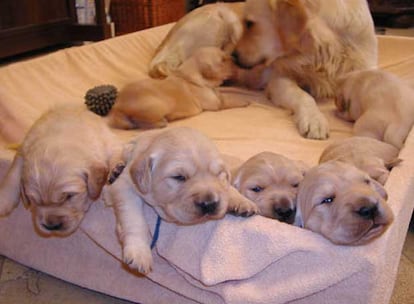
<box><xmin>171</xmin><ymin>175</ymin><xmax>187</xmax><ymax>182</ymax></box>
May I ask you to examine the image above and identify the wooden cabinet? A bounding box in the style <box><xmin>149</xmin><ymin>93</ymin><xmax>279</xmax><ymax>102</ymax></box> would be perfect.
<box><xmin>0</xmin><ymin>0</ymin><xmax>111</xmax><ymax>59</ymax></box>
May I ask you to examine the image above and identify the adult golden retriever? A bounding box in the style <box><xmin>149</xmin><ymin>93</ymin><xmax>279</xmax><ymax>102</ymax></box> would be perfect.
<box><xmin>234</xmin><ymin>0</ymin><xmax>377</xmax><ymax>139</ymax></box>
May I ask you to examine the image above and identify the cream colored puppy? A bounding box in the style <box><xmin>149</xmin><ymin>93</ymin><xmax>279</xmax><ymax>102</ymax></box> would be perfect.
<box><xmin>107</xmin><ymin>47</ymin><xmax>248</xmax><ymax>130</ymax></box>
<box><xmin>105</xmin><ymin>127</ymin><xmax>258</xmax><ymax>274</ymax></box>
<box><xmin>296</xmin><ymin>161</ymin><xmax>394</xmax><ymax>245</ymax></box>
<box><xmin>233</xmin><ymin>0</ymin><xmax>377</xmax><ymax>139</ymax></box>
<box><xmin>232</xmin><ymin>152</ymin><xmax>308</xmax><ymax>224</ymax></box>
<box><xmin>319</xmin><ymin>137</ymin><xmax>402</xmax><ymax>185</ymax></box>
<box><xmin>0</xmin><ymin>106</ymin><xmax>124</xmax><ymax>237</ymax></box>
<box><xmin>335</xmin><ymin>69</ymin><xmax>414</xmax><ymax>149</ymax></box>
<box><xmin>149</xmin><ymin>2</ymin><xmax>245</xmax><ymax>78</ymax></box>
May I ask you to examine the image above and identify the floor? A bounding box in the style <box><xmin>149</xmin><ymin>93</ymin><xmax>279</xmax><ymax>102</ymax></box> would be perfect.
<box><xmin>0</xmin><ymin>27</ymin><xmax>413</xmax><ymax>304</ymax></box>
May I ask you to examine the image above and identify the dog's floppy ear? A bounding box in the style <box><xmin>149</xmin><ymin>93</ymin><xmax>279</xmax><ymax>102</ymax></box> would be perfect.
<box><xmin>129</xmin><ymin>153</ymin><xmax>156</xmax><ymax>195</ymax></box>
<box><xmin>0</xmin><ymin>153</ymin><xmax>24</xmax><ymax>216</ymax></box>
<box><xmin>86</xmin><ymin>163</ymin><xmax>109</xmax><ymax>200</ymax></box>
<box><xmin>275</xmin><ymin>0</ymin><xmax>308</xmax><ymax>50</ymax></box>
<box><xmin>370</xmin><ymin>178</ymin><xmax>388</xmax><ymax>201</ymax></box>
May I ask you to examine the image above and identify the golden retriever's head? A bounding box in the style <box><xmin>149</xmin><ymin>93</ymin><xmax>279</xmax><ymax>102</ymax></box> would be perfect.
<box><xmin>233</xmin><ymin>152</ymin><xmax>307</xmax><ymax>224</ymax></box>
<box><xmin>233</xmin><ymin>0</ymin><xmax>308</xmax><ymax>68</ymax></box>
<box><xmin>178</xmin><ymin>47</ymin><xmax>234</xmax><ymax>87</ymax></box>
<box><xmin>296</xmin><ymin>161</ymin><xmax>394</xmax><ymax>245</ymax></box>
<box><xmin>21</xmin><ymin>152</ymin><xmax>108</xmax><ymax>237</ymax></box>
<box><xmin>129</xmin><ymin>127</ymin><xmax>232</xmax><ymax>225</ymax></box>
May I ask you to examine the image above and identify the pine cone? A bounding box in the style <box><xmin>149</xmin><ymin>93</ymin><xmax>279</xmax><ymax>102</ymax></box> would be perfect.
<box><xmin>84</xmin><ymin>85</ymin><xmax>117</xmax><ymax>116</ymax></box>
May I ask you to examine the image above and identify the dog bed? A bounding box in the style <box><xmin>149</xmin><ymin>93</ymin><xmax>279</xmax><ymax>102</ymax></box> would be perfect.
<box><xmin>0</xmin><ymin>23</ymin><xmax>414</xmax><ymax>304</ymax></box>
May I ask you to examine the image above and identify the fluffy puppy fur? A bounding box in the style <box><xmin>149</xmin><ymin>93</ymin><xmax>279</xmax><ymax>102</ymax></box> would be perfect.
<box><xmin>105</xmin><ymin>127</ymin><xmax>258</xmax><ymax>274</ymax></box>
<box><xmin>232</xmin><ymin>152</ymin><xmax>308</xmax><ymax>224</ymax></box>
<box><xmin>319</xmin><ymin>137</ymin><xmax>402</xmax><ymax>185</ymax></box>
<box><xmin>0</xmin><ymin>106</ymin><xmax>124</xmax><ymax>237</ymax></box>
<box><xmin>335</xmin><ymin>69</ymin><xmax>414</xmax><ymax>149</ymax></box>
<box><xmin>296</xmin><ymin>161</ymin><xmax>394</xmax><ymax>245</ymax></box>
<box><xmin>233</xmin><ymin>0</ymin><xmax>377</xmax><ymax>139</ymax></box>
<box><xmin>149</xmin><ymin>2</ymin><xmax>245</xmax><ymax>78</ymax></box>
<box><xmin>107</xmin><ymin>47</ymin><xmax>248</xmax><ymax>130</ymax></box>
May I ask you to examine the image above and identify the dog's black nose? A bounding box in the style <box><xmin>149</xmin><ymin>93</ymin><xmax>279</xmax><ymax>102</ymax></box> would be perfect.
<box><xmin>274</xmin><ymin>207</ymin><xmax>295</xmax><ymax>222</ymax></box>
<box><xmin>196</xmin><ymin>200</ymin><xmax>218</xmax><ymax>215</ymax></box>
<box><xmin>42</xmin><ymin>222</ymin><xmax>64</xmax><ymax>231</ymax></box>
<box><xmin>357</xmin><ymin>205</ymin><xmax>378</xmax><ymax>220</ymax></box>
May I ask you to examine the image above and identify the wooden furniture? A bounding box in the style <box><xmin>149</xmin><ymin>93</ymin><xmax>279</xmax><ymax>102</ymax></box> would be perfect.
<box><xmin>0</xmin><ymin>0</ymin><xmax>112</xmax><ymax>59</ymax></box>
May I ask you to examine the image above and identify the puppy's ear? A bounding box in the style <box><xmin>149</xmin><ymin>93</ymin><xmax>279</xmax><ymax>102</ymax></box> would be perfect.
<box><xmin>385</xmin><ymin>158</ymin><xmax>403</xmax><ymax>171</ymax></box>
<box><xmin>0</xmin><ymin>153</ymin><xmax>24</xmax><ymax>216</ymax></box>
<box><xmin>129</xmin><ymin>154</ymin><xmax>155</xmax><ymax>194</ymax></box>
<box><xmin>370</xmin><ymin>178</ymin><xmax>388</xmax><ymax>201</ymax></box>
<box><xmin>275</xmin><ymin>0</ymin><xmax>308</xmax><ymax>50</ymax></box>
<box><xmin>231</xmin><ymin>168</ymin><xmax>242</xmax><ymax>190</ymax></box>
<box><xmin>86</xmin><ymin>163</ymin><xmax>109</xmax><ymax>200</ymax></box>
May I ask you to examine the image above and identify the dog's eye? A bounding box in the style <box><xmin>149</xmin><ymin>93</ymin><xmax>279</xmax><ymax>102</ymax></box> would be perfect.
<box><xmin>292</xmin><ymin>183</ymin><xmax>299</xmax><ymax>188</ymax></box>
<box><xmin>320</xmin><ymin>196</ymin><xmax>335</xmax><ymax>204</ymax></box>
<box><xmin>250</xmin><ymin>186</ymin><xmax>263</xmax><ymax>193</ymax></box>
<box><xmin>171</xmin><ymin>175</ymin><xmax>187</xmax><ymax>182</ymax></box>
<box><xmin>245</xmin><ymin>20</ymin><xmax>254</xmax><ymax>30</ymax></box>
<box><xmin>63</xmin><ymin>192</ymin><xmax>77</xmax><ymax>201</ymax></box>
<box><xmin>364</xmin><ymin>178</ymin><xmax>370</xmax><ymax>185</ymax></box>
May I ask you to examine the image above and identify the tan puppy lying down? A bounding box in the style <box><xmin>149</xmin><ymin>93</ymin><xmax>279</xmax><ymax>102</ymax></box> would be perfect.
<box><xmin>104</xmin><ymin>127</ymin><xmax>258</xmax><ymax>274</ymax></box>
<box><xmin>232</xmin><ymin>152</ymin><xmax>308</xmax><ymax>224</ymax></box>
<box><xmin>107</xmin><ymin>47</ymin><xmax>248</xmax><ymax>130</ymax></box>
<box><xmin>149</xmin><ymin>2</ymin><xmax>244</xmax><ymax>78</ymax></box>
<box><xmin>0</xmin><ymin>106</ymin><xmax>124</xmax><ymax>237</ymax></box>
<box><xmin>319</xmin><ymin>137</ymin><xmax>402</xmax><ymax>185</ymax></box>
<box><xmin>295</xmin><ymin>161</ymin><xmax>394</xmax><ymax>245</ymax></box>
<box><xmin>336</xmin><ymin>69</ymin><xmax>414</xmax><ymax>149</ymax></box>
<box><xmin>233</xmin><ymin>0</ymin><xmax>377</xmax><ymax>139</ymax></box>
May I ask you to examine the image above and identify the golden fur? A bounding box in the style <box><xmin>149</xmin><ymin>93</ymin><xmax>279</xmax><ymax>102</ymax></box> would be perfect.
<box><xmin>0</xmin><ymin>106</ymin><xmax>124</xmax><ymax>236</ymax></box>
<box><xmin>233</xmin><ymin>152</ymin><xmax>308</xmax><ymax>223</ymax></box>
<box><xmin>107</xmin><ymin>47</ymin><xmax>248</xmax><ymax>129</ymax></box>
<box><xmin>335</xmin><ymin>69</ymin><xmax>414</xmax><ymax>149</ymax></box>
<box><xmin>296</xmin><ymin>161</ymin><xmax>394</xmax><ymax>245</ymax></box>
<box><xmin>104</xmin><ymin>127</ymin><xmax>258</xmax><ymax>273</ymax></box>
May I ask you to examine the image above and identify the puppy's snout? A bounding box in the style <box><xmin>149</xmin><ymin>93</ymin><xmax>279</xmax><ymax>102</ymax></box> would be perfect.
<box><xmin>195</xmin><ymin>199</ymin><xmax>219</xmax><ymax>215</ymax></box>
<box><xmin>42</xmin><ymin>216</ymin><xmax>65</xmax><ymax>231</ymax></box>
<box><xmin>357</xmin><ymin>204</ymin><xmax>378</xmax><ymax>220</ymax></box>
<box><xmin>274</xmin><ymin>206</ymin><xmax>295</xmax><ymax>222</ymax></box>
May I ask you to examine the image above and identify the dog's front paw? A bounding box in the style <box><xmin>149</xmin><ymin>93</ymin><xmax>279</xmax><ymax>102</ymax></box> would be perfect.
<box><xmin>229</xmin><ymin>196</ymin><xmax>259</xmax><ymax>217</ymax></box>
<box><xmin>296</xmin><ymin>109</ymin><xmax>329</xmax><ymax>140</ymax></box>
<box><xmin>123</xmin><ymin>242</ymin><xmax>153</xmax><ymax>274</ymax></box>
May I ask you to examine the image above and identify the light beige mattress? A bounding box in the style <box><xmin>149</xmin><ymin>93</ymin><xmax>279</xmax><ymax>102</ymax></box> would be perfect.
<box><xmin>0</xmin><ymin>24</ymin><xmax>414</xmax><ymax>304</ymax></box>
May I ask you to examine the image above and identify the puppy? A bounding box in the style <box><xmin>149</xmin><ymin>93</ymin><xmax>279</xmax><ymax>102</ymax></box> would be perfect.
<box><xmin>296</xmin><ymin>161</ymin><xmax>394</xmax><ymax>245</ymax></box>
<box><xmin>105</xmin><ymin>127</ymin><xmax>258</xmax><ymax>274</ymax></box>
<box><xmin>0</xmin><ymin>106</ymin><xmax>124</xmax><ymax>237</ymax></box>
<box><xmin>233</xmin><ymin>0</ymin><xmax>377</xmax><ymax>139</ymax></box>
<box><xmin>335</xmin><ymin>69</ymin><xmax>414</xmax><ymax>149</ymax></box>
<box><xmin>149</xmin><ymin>2</ymin><xmax>245</xmax><ymax>78</ymax></box>
<box><xmin>232</xmin><ymin>152</ymin><xmax>308</xmax><ymax>224</ymax></box>
<box><xmin>319</xmin><ymin>137</ymin><xmax>402</xmax><ymax>185</ymax></box>
<box><xmin>107</xmin><ymin>47</ymin><xmax>249</xmax><ymax>130</ymax></box>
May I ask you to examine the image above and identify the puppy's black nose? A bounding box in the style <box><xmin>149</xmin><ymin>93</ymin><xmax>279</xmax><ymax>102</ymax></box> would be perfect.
<box><xmin>274</xmin><ymin>207</ymin><xmax>295</xmax><ymax>222</ymax></box>
<box><xmin>357</xmin><ymin>205</ymin><xmax>378</xmax><ymax>220</ymax></box>
<box><xmin>196</xmin><ymin>200</ymin><xmax>218</xmax><ymax>215</ymax></box>
<box><xmin>42</xmin><ymin>222</ymin><xmax>64</xmax><ymax>231</ymax></box>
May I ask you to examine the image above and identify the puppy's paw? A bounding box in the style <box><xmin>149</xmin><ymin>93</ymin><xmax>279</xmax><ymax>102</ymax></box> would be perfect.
<box><xmin>296</xmin><ymin>109</ymin><xmax>329</xmax><ymax>140</ymax></box>
<box><xmin>123</xmin><ymin>242</ymin><xmax>153</xmax><ymax>275</ymax></box>
<box><xmin>229</xmin><ymin>196</ymin><xmax>259</xmax><ymax>217</ymax></box>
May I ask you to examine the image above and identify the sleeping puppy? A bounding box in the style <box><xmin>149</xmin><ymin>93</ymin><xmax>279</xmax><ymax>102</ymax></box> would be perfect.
<box><xmin>319</xmin><ymin>137</ymin><xmax>402</xmax><ymax>185</ymax></box>
<box><xmin>105</xmin><ymin>127</ymin><xmax>258</xmax><ymax>274</ymax></box>
<box><xmin>149</xmin><ymin>2</ymin><xmax>245</xmax><ymax>78</ymax></box>
<box><xmin>296</xmin><ymin>161</ymin><xmax>394</xmax><ymax>245</ymax></box>
<box><xmin>232</xmin><ymin>152</ymin><xmax>308</xmax><ymax>224</ymax></box>
<box><xmin>107</xmin><ymin>47</ymin><xmax>248</xmax><ymax>130</ymax></box>
<box><xmin>0</xmin><ymin>106</ymin><xmax>124</xmax><ymax>237</ymax></box>
<box><xmin>233</xmin><ymin>0</ymin><xmax>377</xmax><ymax>139</ymax></box>
<box><xmin>335</xmin><ymin>69</ymin><xmax>414</xmax><ymax>149</ymax></box>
